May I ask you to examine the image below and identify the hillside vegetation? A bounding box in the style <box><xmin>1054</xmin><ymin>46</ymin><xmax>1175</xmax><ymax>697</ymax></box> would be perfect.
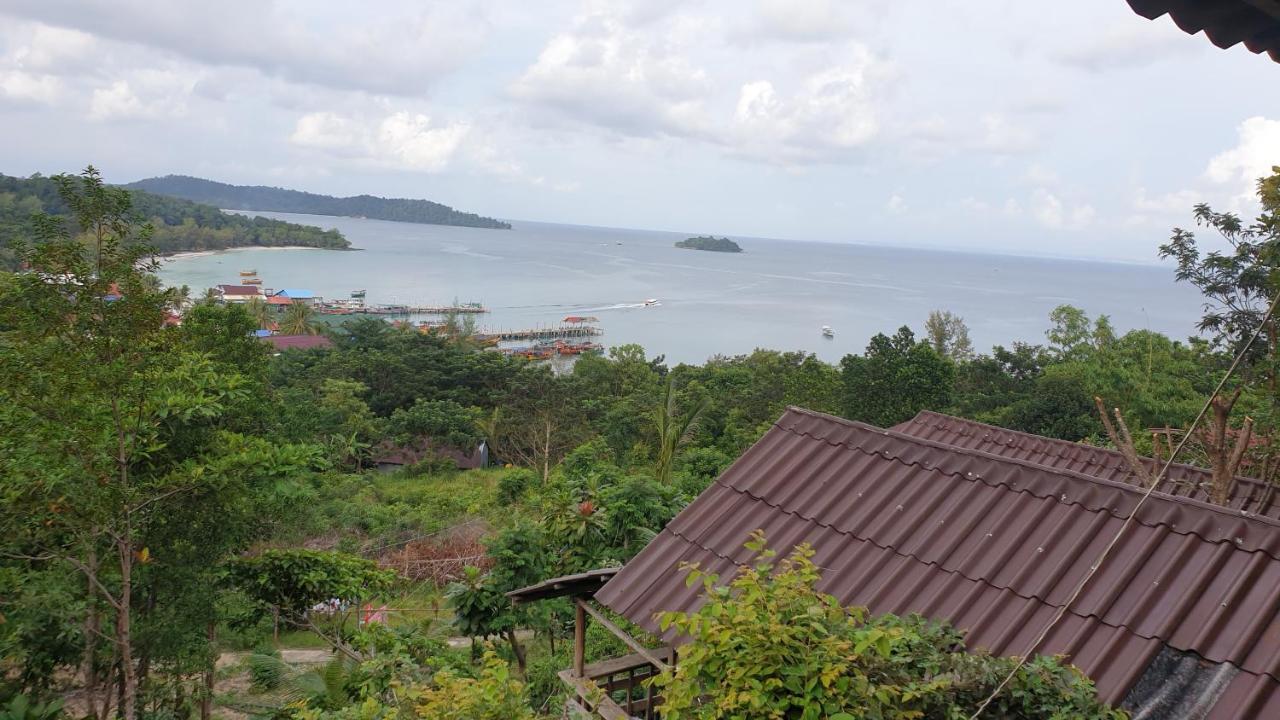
<box><xmin>0</xmin><ymin>172</ymin><xmax>348</xmax><ymax>269</ymax></box>
<box><xmin>675</xmin><ymin>235</ymin><xmax>743</xmax><ymax>252</ymax></box>
<box><xmin>128</xmin><ymin>174</ymin><xmax>513</xmax><ymax>229</ymax></box>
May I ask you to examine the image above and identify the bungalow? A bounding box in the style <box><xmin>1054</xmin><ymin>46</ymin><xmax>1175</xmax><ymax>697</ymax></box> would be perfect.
<box><xmin>372</xmin><ymin>438</ymin><xmax>488</xmax><ymax>471</ymax></box>
<box><xmin>513</xmin><ymin>408</ymin><xmax>1280</xmax><ymax>719</ymax></box>
<box><xmin>261</xmin><ymin>334</ymin><xmax>333</xmax><ymax>352</ymax></box>
<box><xmin>215</xmin><ymin>284</ymin><xmax>261</xmax><ymax>303</ymax></box>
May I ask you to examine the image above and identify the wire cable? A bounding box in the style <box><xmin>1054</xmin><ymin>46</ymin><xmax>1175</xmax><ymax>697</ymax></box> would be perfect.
<box><xmin>968</xmin><ymin>289</ymin><xmax>1280</xmax><ymax>719</ymax></box>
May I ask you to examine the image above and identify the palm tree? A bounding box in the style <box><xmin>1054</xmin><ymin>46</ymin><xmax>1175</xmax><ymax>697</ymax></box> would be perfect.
<box><xmin>279</xmin><ymin>300</ymin><xmax>319</xmax><ymax>335</ymax></box>
<box><xmin>654</xmin><ymin>377</ymin><xmax>709</xmax><ymax>485</ymax></box>
<box><xmin>244</xmin><ymin>296</ymin><xmax>271</xmax><ymax>329</ymax></box>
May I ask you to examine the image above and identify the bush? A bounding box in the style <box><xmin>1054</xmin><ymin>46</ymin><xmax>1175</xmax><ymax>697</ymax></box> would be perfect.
<box><xmin>497</xmin><ymin>468</ymin><xmax>536</xmax><ymax>505</ymax></box>
<box><xmin>413</xmin><ymin>651</ymin><xmax>535</xmax><ymax>720</ymax></box>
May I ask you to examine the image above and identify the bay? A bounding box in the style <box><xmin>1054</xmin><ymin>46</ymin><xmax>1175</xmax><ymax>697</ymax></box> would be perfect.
<box><xmin>158</xmin><ymin>211</ymin><xmax>1207</xmax><ymax>365</ymax></box>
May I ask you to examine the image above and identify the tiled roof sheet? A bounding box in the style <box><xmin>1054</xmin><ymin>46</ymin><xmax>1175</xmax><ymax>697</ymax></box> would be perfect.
<box><xmin>594</xmin><ymin>408</ymin><xmax>1280</xmax><ymax>718</ymax></box>
<box><xmin>1128</xmin><ymin>0</ymin><xmax>1280</xmax><ymax>63</ymax></box>
<box><xmin>216</xmin><ymin>284</ymin><xmax>261</xmax><ymax>295</ymax></box>
<box><xmin>892</xmin><ymin>411</ymin><xmax>1280</xmax><ymax>520</ymax></box>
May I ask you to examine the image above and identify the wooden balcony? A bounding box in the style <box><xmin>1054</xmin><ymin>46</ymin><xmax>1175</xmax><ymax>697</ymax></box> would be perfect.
<box><xmin>560</xmin><ymin>651</ymin><xmax>669</xmax><ymax>719</ymax></box>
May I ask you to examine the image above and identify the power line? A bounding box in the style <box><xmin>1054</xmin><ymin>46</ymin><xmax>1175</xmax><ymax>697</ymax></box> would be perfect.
<box><xmin>968</xmin><ymin>289</ymin><xmax>1280</xmax><ymax>720</ymax></box>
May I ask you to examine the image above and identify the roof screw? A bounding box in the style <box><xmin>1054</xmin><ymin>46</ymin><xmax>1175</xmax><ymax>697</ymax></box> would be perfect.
<box><xmin>896</xmin><ymin>504</ymin><xmax>904</xmax><ymax>511</ymax></box>
<box><xmin>1036</xmin><ymin>547</ymin><xmax>1044</xmax><ymax>553</ymax></box>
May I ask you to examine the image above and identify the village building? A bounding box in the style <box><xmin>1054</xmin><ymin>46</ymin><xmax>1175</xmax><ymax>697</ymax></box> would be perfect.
<box><xmin>272</xmin><ymin>288</ymin><xmax>319</xmax><ymax>305</ymax></box>
<box><xmin>261</xmin><ymin>334</ymin><xmax>333</xmax><ymax>352</ymax></box>
<box><xmin>514</xmin><ymin>408</ymin><xmax>1280</xmax><ymax>719</ymax></box>
<box><xmin>215</xmin><ymin>284</ymin><xmax>261</xmax><ymax>304</ymax></box>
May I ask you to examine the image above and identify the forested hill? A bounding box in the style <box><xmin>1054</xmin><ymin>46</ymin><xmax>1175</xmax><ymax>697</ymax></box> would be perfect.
<box><xmin>0</xmin><ymin>173</ymin><xmax>349</xmax><ymax>270</ymax></box>
<box><xmin>127</xmin><ymin>174</ymin><xmax>513</xmax><ymax>230</ymax></box>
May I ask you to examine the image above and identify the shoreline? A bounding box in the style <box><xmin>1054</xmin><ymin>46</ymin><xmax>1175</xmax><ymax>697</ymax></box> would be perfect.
<box><xmin>161</xmin><ymin>245</ymin><xmax>350</xmax><ymax>261</ymax></box>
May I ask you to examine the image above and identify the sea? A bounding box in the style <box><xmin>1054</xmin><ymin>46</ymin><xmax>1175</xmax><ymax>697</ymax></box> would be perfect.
<box><xmin>158</xmin><ymin>212</ymin><xmax>1208</xmax><ymax>366</ymax></box>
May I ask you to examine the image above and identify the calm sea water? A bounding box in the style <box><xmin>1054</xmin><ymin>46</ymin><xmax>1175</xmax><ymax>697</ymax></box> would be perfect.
<box><xmin>158</xmin><ymin>212</ymin><xmax>1207</xmax><ymax>365</ymax></box>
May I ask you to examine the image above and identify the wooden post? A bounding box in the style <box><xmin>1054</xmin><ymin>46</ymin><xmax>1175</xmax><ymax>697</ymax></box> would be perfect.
<box><xmin>574</xmin><ymin>601</ymin><xmax>587</xmax><ymax>677</ymax></box>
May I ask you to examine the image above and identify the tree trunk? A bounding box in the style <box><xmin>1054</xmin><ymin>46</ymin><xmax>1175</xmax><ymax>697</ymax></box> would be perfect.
<box><xmin>117</xmin><ymin>533</ymin><xmax>137</xmax><ymax>720</ymax></box>
<box><xmin>506</xmin><ymin>629</ymin><xmax>527</xmax><ymax>675</ymax></box>
<box><xmin>82</xmin><ymin>549</ymin><xmax>102</xmax><ymax>720</ymax></box>
<box><xmin>201</xmin><ymin>622</ymin><xmax>215</xmax><ymax>720</ymax></box>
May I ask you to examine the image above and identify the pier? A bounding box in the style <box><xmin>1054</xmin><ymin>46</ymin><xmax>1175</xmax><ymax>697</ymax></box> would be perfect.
<box><xmin>319</xmin><ymin>303</ymin><xmax>488</xmax><ymax>316</ymax></box>
<box><xmin>489</xmin><ymin>325</ymin><xmax>603</xmax><ymax>341</ymax></box>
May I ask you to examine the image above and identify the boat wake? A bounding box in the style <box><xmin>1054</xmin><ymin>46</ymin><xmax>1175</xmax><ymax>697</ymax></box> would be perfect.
<box><xmin>575</xmin><ymin>302</ymin><xmax>648</xmax><ymax>312</ymax></box>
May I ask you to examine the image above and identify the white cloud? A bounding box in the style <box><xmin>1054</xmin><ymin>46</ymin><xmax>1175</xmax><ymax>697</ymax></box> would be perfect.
<box><xmin>510</xmin><ymin>9</ymin><xmax>713</xmax><ymax>139</ymax></box>
<box><xmin>1206</xmin><ymin>116</ymin><xmax>1280</xmax><ymax>204</ymax></box>
<box><xmin>86</xmin><ymin>70</ymin><xmax>195</xmax><ymax>121</ymax></box>
<box><xmin>1</xmin><ymin>0</ymin><xmax>489</xmax><ymax>95</ymax></box>
<box><xmin>1056</xmin><ymin>23</ymin><xmax>1195</xmax><ymax>72</ymax></box>
<box><xmin>886</xmin><ymin>194</ymin><xmax>906</xmax><ymax>213</ymax></box>
<box><xmin>88</xmin><ymin>80</ymin><xmax>142</xmax><ymax>120</ymax></box>
<box><xmin>1024</xmin><ymin>163</ymin><xmax>1058</xmax><ymax>186</ymax></box>
<box><xmin>0</xmin><ymin>69</ymin><xmax>61</xmax><ymax>104</ymax></box>
<box><xmin>743</xmin><ymin>0</ymin><xmax>887</xmax><ymax>43</ymax></box>
<box><xmin>1133</xmin><ymin>187</ymin><xmax>1201</xmax><ymax>215</ymax></box>
<box><xmin>975</xmin><ymin>113</ymin><xmax>1037</xmax><ymax>155</ymax></box>
<box><xmin>289</xmin><ymin>110</ymin><xmax>469</xmax><ymax>172</ymax></box>
<box><xmin>1030</xmin><ymin>188</ymin><xmax>1064</xmax><ymax>227</ymax></box>
<box><xmin>729</xmin><ymin>55</ymin><xmax>882</xmax><ymax>164</ymax></box>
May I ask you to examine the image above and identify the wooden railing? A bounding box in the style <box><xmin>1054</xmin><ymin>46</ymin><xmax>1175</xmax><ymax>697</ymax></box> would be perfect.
<box><xmin>560</xmin><ymin>651</ymin><xmax>669</xmax><ymax>719</ymax></box>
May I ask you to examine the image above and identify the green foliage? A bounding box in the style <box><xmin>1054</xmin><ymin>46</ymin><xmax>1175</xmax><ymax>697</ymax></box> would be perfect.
<box><xmin>497</xmin><ymin>468</ymin><xmax>537</xmax><ymax>505</ymax></box>
<box><xmin>840</xmin><ymin>327</ymin><xmax>954</xmax><ymax>427</ymax></box>
<box><xmin>386</xmin><ymin>399</ymin><xmax>482</xmax><ymax>450</ymax></box>
<box><xmin>0</xmin><ymin>172</ymin><xmax>348</xmax><ymax>270</ymax></box>
<box><xmin>227</xmin><ymin>550</ymin><xmax>396</xmax><ymax>623</ymax></box>
<box><xmin>654</xmin><ymin>532</ymin><xmax>1125</xmax><ymax>720</ymax></box>
<box><xmin>413</xmin><ymin>650</ymin><xmax>535</xmax><ymax>720</ymax></box>
<box><xmin>249</xmin><ymin>644</ymin><xmax>285</xmax><ymax>691</ymax></box>
<box><xmin>675</xmin><ymin>235</ymin><xmax>743</xmax><ymax>252</ymax></box>
<box><xmin>0</xmin><ymin>695</ymin><xmax>64</xmax><ymax>720</ymax></box>
<box><xmin>127</xmin><ymin>174</ymin><xmax>512</xmax><ymax>230</ymax></box>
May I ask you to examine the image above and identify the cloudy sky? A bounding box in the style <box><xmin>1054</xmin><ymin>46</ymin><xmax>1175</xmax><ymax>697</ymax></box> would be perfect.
<box><xmin>1</xmin><ymin>0</ymin><xmax>1278</xmax><ymax>262</ymax></box>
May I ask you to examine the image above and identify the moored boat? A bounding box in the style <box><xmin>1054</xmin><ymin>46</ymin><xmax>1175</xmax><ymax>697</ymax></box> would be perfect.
<box><xmin>821</xmin><ymin>325</ymin><xmax>834</xmax><ymax>338</ymax></box>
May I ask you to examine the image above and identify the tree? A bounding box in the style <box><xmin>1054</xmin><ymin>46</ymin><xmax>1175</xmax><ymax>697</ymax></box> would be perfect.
<box><xmin>244</xmin><ymin>295</ymin><xmax>272</xmax><ymax>329</ymax></box>
<box><xmin>227</xmin><ymin>549</ymin><xmax>396</xmax><ymax>660</ymax></box>
<box><xmin>1157</xmin><ymin>168</ymin><xmax>1280</xmax><ymax>502</ymax></box>
<box><xmin>840</xmin><ymin>327</ymin><xmax>953</xmax><ymax>427</ymax></box>
<box><xmin>924</xmin><ymin>310</ymin><xmax>974</xmax><ymax>361</ymax></box>
<box><xmin>0</xmin><ymin>168</ymin><xmax>268</xmax><ymax>720</ymax></box>
<box><xmin>653</xmin><ymin>378</ymin><xmax>709</xmax><ymax>485</ymax></box>
<box><xmin>280</xmin><ymin>300</ymin><xmax>320</xmax><ymax>335</ymax></box>
<box><xmin>653</xmin><ymin>533</ymin><xmax>1125</xmax><ymax>720</ymax></box>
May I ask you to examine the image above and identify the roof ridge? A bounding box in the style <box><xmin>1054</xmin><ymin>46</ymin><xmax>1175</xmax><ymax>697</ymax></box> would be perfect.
<box><xmin>662</xmin><ymin>508</ymin><xmax>1280</xmax><ymax>684</ymax></box>
<box><xmin>902</xmin><ymin>410</ymin><xmax>1266</xmax><ymax>491</ymax></box>
<box><xmin>780</xmin><ymin>407</ymin><xmax>1280</xmax><ymax>536</ymax></box>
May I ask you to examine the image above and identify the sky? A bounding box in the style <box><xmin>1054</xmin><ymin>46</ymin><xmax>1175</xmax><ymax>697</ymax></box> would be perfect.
<box><xmin>1</xmin><ymin>0</ymin><xmax>1278</xmax><ymax>262</ymax></box>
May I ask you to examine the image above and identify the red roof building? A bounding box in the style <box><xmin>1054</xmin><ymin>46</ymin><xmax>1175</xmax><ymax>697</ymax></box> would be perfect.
<box><xmin>552</xmin><ymin>408</ymin><xmax>1280</xmax><ymax>718</ymax></box>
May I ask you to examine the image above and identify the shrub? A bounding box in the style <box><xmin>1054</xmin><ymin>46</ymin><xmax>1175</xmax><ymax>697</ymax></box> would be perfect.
<box><xmin>497</xmin><ymin>468</ymin><xmax>536</xmax><ymax>505</ymax></box>
<box><xmin>413</xmin><ymin>650</ymin><xmax>535</xmax><ymax>720</ymax></box>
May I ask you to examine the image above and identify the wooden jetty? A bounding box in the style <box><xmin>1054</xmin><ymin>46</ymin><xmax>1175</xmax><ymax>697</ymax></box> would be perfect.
<box><xmin>490</xmin><ymin>325</ymin><xmax>602</xmax><ymax>341</ymax></box>
<box><xmin>324</xmin><ymin>303</ymin><xmax>488</xmax><ymax>315</ymax></box>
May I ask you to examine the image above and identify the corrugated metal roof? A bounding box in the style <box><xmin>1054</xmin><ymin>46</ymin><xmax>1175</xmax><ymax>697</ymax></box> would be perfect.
<box><xmin>594</xmin><ymin>407</ymin><xmax>1280</xmax><ymax>718</ymax></box>
<box><xmin>892</xmin><ymin>411</ymin><xmax>1280</xmax><ymax>520</ymax></box>
<box><xmin>215</xmin><ymin>284</ymin><xmax>261</xmax><ymax>295</ymax></box>
<box><xmin>261</xmin><ymin>334</ymin><xmax>333</xmax><ymax>351</ymax></box>
<box><xmin>1128</xmin><ymin>0</ymin><xmax>1280</xmax><ymax>63</ymax></box>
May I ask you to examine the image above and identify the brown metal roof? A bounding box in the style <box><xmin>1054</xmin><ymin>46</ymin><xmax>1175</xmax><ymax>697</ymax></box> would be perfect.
<box><xmin>1128</xmin><ymin>0</ymin><xmax>1280</xmax><ymax>63</ymax></box>
<box><xmin>892</xmin><ymin>411</ymin><xmax>1280</xmax><ymax>520</ymax></box>
<box><xmin>261</xmin><ymin>334</ymin><xmax>333</xmax><ymax>351</ymax></box>
<box><xmin>594</xmin><ymin>407</ymin><xmax>1280</xmax><ymax>718</ymax></box>
<box><xmin>508</xmin><ymin>568</ymin><xmax>620</xmax><ymax>603</ymax></box>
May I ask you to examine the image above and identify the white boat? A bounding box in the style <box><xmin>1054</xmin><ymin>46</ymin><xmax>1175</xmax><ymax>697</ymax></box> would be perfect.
<box><xmin>644</xmin><ymin>298</ymin><xmax>661</xmax><ymax>307</ymax></box>
<box><xmin>821</xmin><ymin>325</ymin><xmax>834</xmax><ymax>338</ymax></box>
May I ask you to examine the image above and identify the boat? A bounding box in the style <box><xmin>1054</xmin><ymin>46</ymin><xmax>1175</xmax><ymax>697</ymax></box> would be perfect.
<box><xmin>644</xmin><ymin>298</ymin><xmax>660</xmax><ymax>307</ymax></box>
<box><xmin>243</xmin><ymin>278</ymin><xmax>263</xmax><ymax>285</ymax></box>
<box><xmin>821</xmin><ymin>325</ymin><xmax>834</xmax><ymax>338</ymax></box>
<box><xmin>351</xmin><ymin>289</ymin><xmax>366</xmax><ymax>299</ymax></box>
<box><xmin>239</xmin><ymin>269</ymin><xmax>257</xmax><ymax>277</ymax></box>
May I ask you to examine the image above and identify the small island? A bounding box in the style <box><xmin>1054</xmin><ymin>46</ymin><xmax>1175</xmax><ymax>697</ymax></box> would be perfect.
<box><xmin>675</xmin><ymin>235</ymin><xmax>743</xmax><ymax>253</ymax></box>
